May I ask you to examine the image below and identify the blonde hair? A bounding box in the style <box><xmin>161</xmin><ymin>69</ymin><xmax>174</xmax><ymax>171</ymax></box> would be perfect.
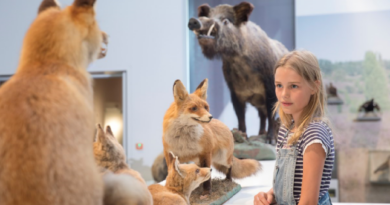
<box><xmin>273</xmin><ymin>50</ymin><xmax>327</xmax><ymax>144</ymax></box>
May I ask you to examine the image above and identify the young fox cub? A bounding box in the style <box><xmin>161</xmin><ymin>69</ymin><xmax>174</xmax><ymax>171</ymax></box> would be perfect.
<box><xmin>148</xmin><ymin>152</ymin><xmax>211</xmax><ymax>205</ymax></box>
<box><xmin>163</xmin><ymin>79</ymin><xmax>261</xmax><ymax>193</ymax></box>
<box><xmin>0</xmin><ymin>0</ymin><xmax>107</xmax><ymax>204</ymax></box>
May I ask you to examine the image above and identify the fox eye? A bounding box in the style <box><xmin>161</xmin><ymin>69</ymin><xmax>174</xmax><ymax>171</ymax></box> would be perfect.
<box><xmin>195</xmin><ymin>169</ymin><xmax>200</xmax><ymax>174</ymax></box>
<box><xmin>204</xmin><ymin>106</ymin><xmax>208</xmax><ymax>110</ymax></box>
<box><xmin>191</xmin><ymin>106</ymin><xmax>197</xmax><ymax>111</ymax></box>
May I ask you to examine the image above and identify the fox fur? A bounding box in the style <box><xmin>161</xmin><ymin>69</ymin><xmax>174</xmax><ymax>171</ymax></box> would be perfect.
<box><xmin>151</xmin><ymin>152</ymin><xmax>168</xmax><ymax>182</ymax></box>
<box><xmin>162</xmin><ymin>79</ymin><xmax>261</xmax><ymax>193</ymax></box>
<box><xmin>93</xmin><ymin>124</ymin><xmax>145</xmax><ymax>184</ymax></box>
<box><xmin>148</xmin><ymin>152</ymin><xmax>211</xmax><ymax>205</ymax></box>
<box><xmin>0</xmin><ymin>0</ymin><xmax>107</xmax><ymax>204</ymax></box>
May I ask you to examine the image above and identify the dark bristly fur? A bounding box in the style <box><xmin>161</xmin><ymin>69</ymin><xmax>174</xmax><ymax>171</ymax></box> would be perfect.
<box><xmin>189</xmin><ymin>2</ymin><xmax>288</xmax><ymax>142</ymax></box>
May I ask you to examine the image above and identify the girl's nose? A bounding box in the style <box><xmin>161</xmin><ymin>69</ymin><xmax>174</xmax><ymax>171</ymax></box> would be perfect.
<box><xmin>282</xmin><ymin>88</ymin><xmax>288</xmax><ymax>97</ymax></box>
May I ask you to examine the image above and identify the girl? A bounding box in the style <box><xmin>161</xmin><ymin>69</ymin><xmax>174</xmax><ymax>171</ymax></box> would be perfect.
<box><xmin>254</xmin><ymin>50</ymin><xmax>335</xmax><ymax>205</ymax></box>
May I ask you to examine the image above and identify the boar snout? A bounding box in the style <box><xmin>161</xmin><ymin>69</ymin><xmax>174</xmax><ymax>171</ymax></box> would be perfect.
<box><xmin>188</xmin><ymin>18</ymin><xmax>201</xmax><ymax>30</ymax></box>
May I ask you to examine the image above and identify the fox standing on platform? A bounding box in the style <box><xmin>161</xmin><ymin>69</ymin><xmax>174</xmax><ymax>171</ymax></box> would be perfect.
<box><xmin>162</xmin><ymin>78</ymin><xmax>261</xmax><ymax>194</ymax></box>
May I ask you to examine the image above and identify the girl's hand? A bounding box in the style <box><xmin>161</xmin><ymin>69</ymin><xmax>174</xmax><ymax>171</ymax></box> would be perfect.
<box><xmin>254</xmin><ymin>189</ymin><xmax>275</xmax><ymax>205</ymax></box>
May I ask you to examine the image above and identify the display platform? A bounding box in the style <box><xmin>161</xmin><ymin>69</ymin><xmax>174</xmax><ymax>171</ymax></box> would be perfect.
<box><xmin>328</xmin><ymin>97</ymin><xmax>344</xmax><ymax>105</ymax></box>
<box><xmin>159</xmin><ymin>160</ymin><xmax>389</xmax><ymax>205</ymax></box>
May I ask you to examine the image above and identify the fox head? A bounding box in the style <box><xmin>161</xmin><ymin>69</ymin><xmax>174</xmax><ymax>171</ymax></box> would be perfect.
<box><xmin>93</xmin><ymin>124</ymin><xmax>127</xmax><ymax>171</ymax></box>
<box><xmin>188</xmin><ymin>2</ymin><xmax>253</xmax><ymax>59</ymax></box>
<box><xmin>172</xmin><ymin>78</ymin><xmax>213</xmax><ymax>124</ymax></box>
<box><xmin>19</xmin><ymin>0</ymin><xmax>107</xmax><ymax>71</ymax></box>
<box><xmin>166</xmin><ymin>152</ymin><xmax>211</xmax><ymax>194</ymax></box>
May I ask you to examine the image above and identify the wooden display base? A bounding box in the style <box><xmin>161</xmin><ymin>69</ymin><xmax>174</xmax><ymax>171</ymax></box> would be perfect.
<box><xmin>189</xmin><ymin>179</ymin><xmax>241</xmax><ymax>205</ymax></box>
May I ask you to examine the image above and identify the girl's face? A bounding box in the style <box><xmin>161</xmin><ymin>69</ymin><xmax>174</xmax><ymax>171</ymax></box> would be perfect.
<box><xmin>275</xmin><ymin>66</ymin><xmax>315</xmax><ymax>122</ymax></box>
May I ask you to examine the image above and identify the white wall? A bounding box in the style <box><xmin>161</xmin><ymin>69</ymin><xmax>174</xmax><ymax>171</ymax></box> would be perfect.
<box><xmin>0</xmin><ymin>0</ymin><xmax>188</xmax><ymax>180</ymax></box>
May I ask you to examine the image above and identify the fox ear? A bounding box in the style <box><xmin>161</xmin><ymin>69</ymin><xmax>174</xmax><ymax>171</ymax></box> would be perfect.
<box><xmin>106</xmin><ymin>125</ymin><xmax>114</xmax><ymax>136</ymax></box>
<box><xmin>173</xmin><ymin>80</ymin><xmax>189</xmax><ymax>103</ymax></box>
<box><xmin>73</xmin><ymin>0</ymin><xmax>96</xmax><ymax>7</ymax></box>
<box><xmin>95</xmin><ymin>124</ymin><xmax>105</xmax><ymax>142</ymax></box>
<box><xmin>169</xmin><ymin>152</ymin><xmax>183</xmax><ymax>178</ymax></box>
<box><xmin>194</xmin><ymin>79</ymin><xmax>208</xmax><ymax>100</ymax></box>
<box><xmin>233</xmin><ymin>2</ymin><xmax>254</xmax><ymax>25</ymax></box>
<box><xmin>38</xmin><ymin>0</ymin><xmax>60</xmax><ymax>14</ymax></box>
<box><xmin>198</xmin><ymin>4</ymin><xmax>211</xmax><ymax>17</ymax></box>
<box><xmin>105</xmin><ymin>125</ymin><xmax>117</xmax><ymax>140</ymax></box>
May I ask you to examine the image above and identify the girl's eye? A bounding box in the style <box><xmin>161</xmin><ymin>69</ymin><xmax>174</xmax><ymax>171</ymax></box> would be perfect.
<box><xmin>191</xmin><ymin>106</ymin><xmax>197</xmax><ymax>111</ymax></box>
<box><xmin>276</xmin><ymin>84</ymin><xmax>282</xmax><ymax>88</ymax></box>
<box><xmin>291</xmin><ymin>85</ymin><xmax>298</xmax><ymax>89</ymax></box>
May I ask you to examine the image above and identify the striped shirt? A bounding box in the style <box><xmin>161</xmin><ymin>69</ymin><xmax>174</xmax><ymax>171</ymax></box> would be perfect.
<box><xmin>276</xmin><ymin>121</ymin><xmax>335</xmax><ymax>203</ymax></box>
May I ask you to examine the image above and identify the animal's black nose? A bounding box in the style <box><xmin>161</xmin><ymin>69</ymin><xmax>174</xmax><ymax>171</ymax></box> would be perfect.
<box><xmin>209</xmin><ymin>116</ymin><xmax>213</xmax><ymax>120</ymax></box>
<box><xmin>188</xmin><ymin>18</ymin><xmax>201</xmax><ymax>30</ymax></box>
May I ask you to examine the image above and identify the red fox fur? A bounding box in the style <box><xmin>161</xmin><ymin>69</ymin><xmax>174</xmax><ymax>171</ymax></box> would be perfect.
<box><xmin>162</xmin><ymin>79</ymin><xmax>261</xmax><ymax>193</ymax></box>
<box><xmin>148</xmin><ymin>152</ymin><xmax>211</xmax><ymax>205</ymax></box>
<box><xmin>0</xmin><ymin>0</ymin><xmax>107</xmax><ymax>204</ymax></box>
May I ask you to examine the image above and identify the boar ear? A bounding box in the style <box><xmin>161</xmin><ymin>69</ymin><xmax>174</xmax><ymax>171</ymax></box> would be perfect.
<box><xmin>95</xmin><ymin>124</ymin><xmax>105</xmax><ymax>142</ymax></box>
<box><xmin>233</xmin><ymin>2</ymin><xmax>254</xmax><ymax>25</ymax></box>
<box><xmin>194</xmin><ymin>79</ymin><xmax>208</xmax><ymax>100</ymax></box>
<box><xmin>38</xmin><ymin>0</ymin><xmax>60</xmax><ymax>14</ymax></box>
<box><xmin>173</xmin><ymin>80</ymin><xmax>189</xmax><ymax>103</ymax></box>
<box><xmin>198</xmin><ymin>4</ymin><xmax>211</xmax><ymax>17</ymax></box>
<box><xmin>73</xmin><ymin>0</ymin><xmax>96</xmax><ymax>7</ymax></box>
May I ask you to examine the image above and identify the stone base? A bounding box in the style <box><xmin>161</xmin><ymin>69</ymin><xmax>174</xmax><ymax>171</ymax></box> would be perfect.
<box><xmin>234</xmin><ymin>137</ymin><xmax>276</xmax><ymax>160</ymax></box>
<box><xmin>328</xmin><ymin>97</ymin><xmax>344</xmax><ymax>105</ymax></box>
<box><xmin>355</xmin><ymin>112</ymin><xmax>381</xmax><ymax>121</ymax></box>
<box><xmin>189</xmin><ymin>179</ymin><xmax>241</xmax><ymax>205</ymax></box>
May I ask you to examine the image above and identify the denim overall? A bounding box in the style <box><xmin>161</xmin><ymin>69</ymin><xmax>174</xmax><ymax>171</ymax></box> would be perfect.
<box><xmin>273</xmin><ymin>128</ymin><xmax>332</xmax><ymax>205</ymax></box>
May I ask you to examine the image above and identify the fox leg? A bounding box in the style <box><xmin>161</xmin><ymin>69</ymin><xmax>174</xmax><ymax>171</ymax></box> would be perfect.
<box><xmin>199</xmin><ymin>153</ymin><xmax>212</xmax><ymax>194</ymax></box>
<box><xmin>225</xmin><ymin>167</ymin><xmax>233</xmax><ymax>181</ymax></box>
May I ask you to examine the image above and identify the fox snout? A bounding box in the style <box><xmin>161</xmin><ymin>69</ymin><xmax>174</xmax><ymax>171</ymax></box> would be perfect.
<box><xmin>192</xmin><ymin>114</ymin><xmax>213</xmax><ymax>123</ymax></box>
<box><xmin>201</xmin><ymin>168</ymin><xmax>212</xmax><ymax>181</ymax></box>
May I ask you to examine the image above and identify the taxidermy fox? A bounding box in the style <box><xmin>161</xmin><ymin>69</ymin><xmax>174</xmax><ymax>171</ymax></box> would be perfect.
<box><xmin>94</xmin><ymin>124</ymin><xmax>145</xmax><ymax>183</ymax></box>
<box><xmin>94</xmin><ymin>124</ymin><xmax>153</xmax><ymax>205</ymax></box>
<box><xmin>0</xmin><ymin>0</ymin><xmax>107</xmax><ymax>204</ymax></box>
<box><xmin>162</xmin><ymin>79</ymin><xmax>261</xmax><ymax>194</ymax></box>
<box><xmin>148</xmin><ymin>152</ymin><xmax>211</xmax><ymax>205</ymax></box>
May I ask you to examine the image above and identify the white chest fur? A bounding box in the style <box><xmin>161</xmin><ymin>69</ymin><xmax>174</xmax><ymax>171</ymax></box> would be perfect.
<box><xmin>164</xmin><ymin>116</ymin><xmax>204</xmax><ymax>158</ymax></box>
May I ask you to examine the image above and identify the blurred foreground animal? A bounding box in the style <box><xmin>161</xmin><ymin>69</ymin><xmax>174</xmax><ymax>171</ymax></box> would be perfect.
<box><xmin>93</xmin><ymin>124</ymin><xmax>153</xmax><ymax>205</ymax></box>
<box><xmin>0</xmin><ymin>0</ymin><xmax>107</xmax><ymax>204</ymax></box>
